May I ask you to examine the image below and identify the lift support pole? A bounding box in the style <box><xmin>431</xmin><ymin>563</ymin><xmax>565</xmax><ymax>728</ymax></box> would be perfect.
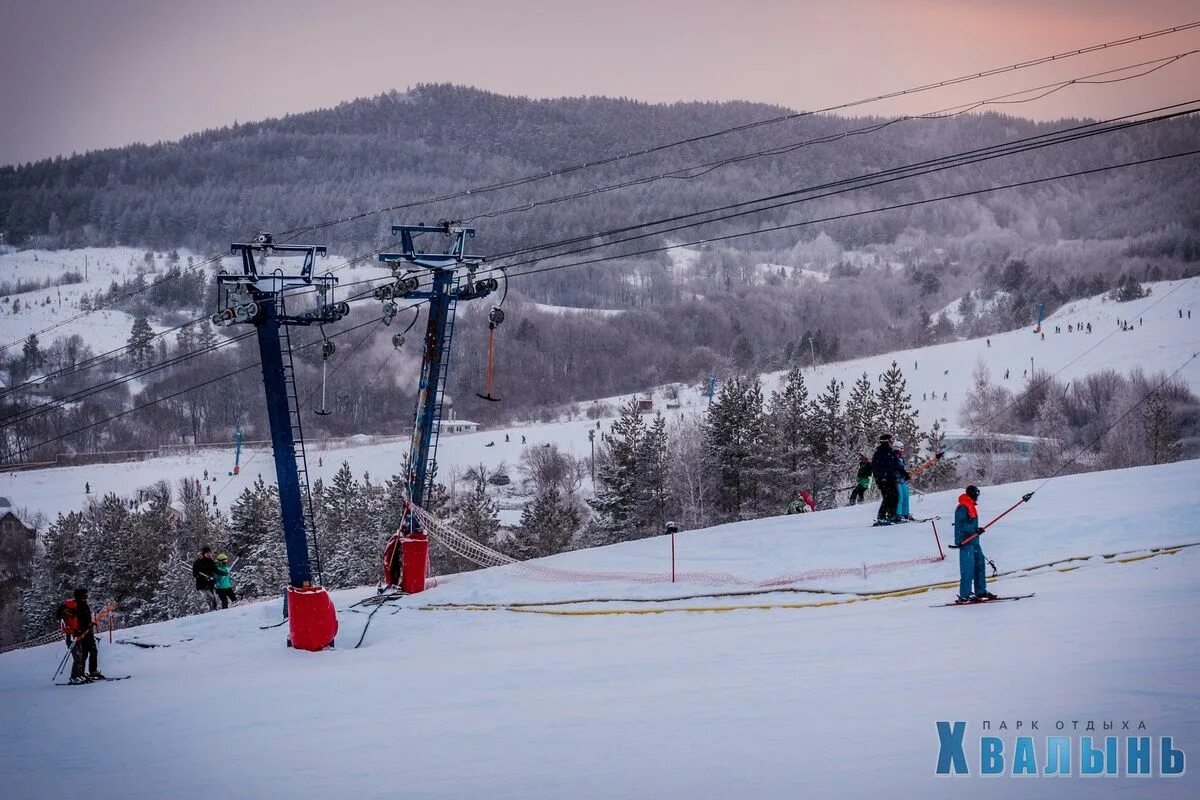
<box><xmin>212</xmin><ymin>234</ymin><xmax>348</xmax><ymax>588</ymax></box>
<box><xmin>377</xmin><ymin>223</ymin><xmax>497</xmax><ymax>593</ymax></box>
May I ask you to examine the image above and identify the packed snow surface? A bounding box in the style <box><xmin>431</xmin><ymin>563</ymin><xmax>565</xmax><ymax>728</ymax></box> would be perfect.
<box><xmin>1</xmin><ymin>460</ymin><xmax>1198</xmax><ymax>799</ymax></box>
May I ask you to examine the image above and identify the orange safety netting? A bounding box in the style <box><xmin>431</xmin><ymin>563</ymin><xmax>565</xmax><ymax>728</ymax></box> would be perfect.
<box><xmin>408</xmin><ymin>502</ymin><xmax>942</xmax><ymax>588</ymax></box>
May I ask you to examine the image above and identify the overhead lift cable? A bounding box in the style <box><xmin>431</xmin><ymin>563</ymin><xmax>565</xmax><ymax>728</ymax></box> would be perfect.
<box><xmin>9</xmin><ymin>149</ymin><xmax>1197</xmax><ymax>461</ymax></box>
<box><xmin>274</xmin><ymin>21</ymin><xmax>1200</xmax><ymax>241</ymax></box>
<box><xmin>483</xmin><ymin>101</ymin><xmax>1200</xmax><ymax>267</ymax></box>
<box><xmin>4</xmin><ymin>21</ymin><xmax>1193</xmax><ymax>355</ymax></box>
<box><xmin>462</xmin><ymin>51</ymin><xmax>1199</xmax><ymax>226</ymax></box>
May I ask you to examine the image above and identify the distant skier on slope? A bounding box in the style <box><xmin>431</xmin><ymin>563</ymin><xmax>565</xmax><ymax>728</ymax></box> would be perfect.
<box><xmin>192</xmin><ymin>547</ymin><xmax>219</xmax><ymax>611</ymax></box>
<box><xmin>56</xmin><ymin>587</ymin><xmax>104</xmax><ymax>683</ymax></box>
<box><xmin>847</xmin><ymin>455</ymin><xmax>872</xmax><ymax>506</ymax></box>
<box><xmin>954</xmin><ymin>485</ymin><xmax>996</xmax><ymax>603</ymax></box>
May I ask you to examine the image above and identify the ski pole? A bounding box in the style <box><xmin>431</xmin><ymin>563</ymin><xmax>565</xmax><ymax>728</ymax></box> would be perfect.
<box><xmin>958</xmin><ymin>492</ymin><xmax>1034</xmax><ymax>547</ymax></box>
<box><xmin>52</xmin><ymin>641</ymin><xmax>75</xmax><ymax>682</ymax></box>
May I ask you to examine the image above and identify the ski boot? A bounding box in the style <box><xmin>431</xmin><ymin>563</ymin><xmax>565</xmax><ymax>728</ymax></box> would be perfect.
<box><xmin>973</xmin><ymin>592</ymin><xmax>999</xmax><ymax>602</ymax></box>
<box><xmin>953</xmin><ymin>595</ymin><xmax>977</xmax><ymax>605</ymax></box>
<box><xmin>68</xmin><ymin>675</ymin><xmax>89</xmax><ymax>685</ymax></box>
<box><xmin>87</xmin><ymin>671</ymin><xmax>107</xmax><ymax>680</ymax></box>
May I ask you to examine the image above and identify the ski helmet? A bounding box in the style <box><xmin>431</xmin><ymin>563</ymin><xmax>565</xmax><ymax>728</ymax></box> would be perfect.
<box><xmin>217</xmin><ymin>553</ymin><xmax>229</xmax><ymax>562</ymax></box>
<box><xmin>965</xmin><ymin>485</ymin><xmax>981</xmax><ymax>500</ymax></box>
<box><xmin>878</xmin><ymin>433</ymin><xmax>892</xmax><ymax>443</ymax></box>
<box><xmin>893</xmin><ymin>440</ymin><xmax>904</xmax><ymax>450</ymax></box>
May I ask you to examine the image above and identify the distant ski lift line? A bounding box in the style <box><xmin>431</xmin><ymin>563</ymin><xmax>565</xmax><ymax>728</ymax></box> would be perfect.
<box><xmin>2</xmin><ymin>21</ymin><xmax>1195</xmax><ymax>357</ymax></box>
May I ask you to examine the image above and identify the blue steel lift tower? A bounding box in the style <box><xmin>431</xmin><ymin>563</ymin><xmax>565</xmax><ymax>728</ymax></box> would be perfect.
<box><xmin>212</xmin><ymin>233</ymin><xmax>349</xmax><ymax>589</ymax></box>
<box><xmin>377</xmin><ymin>223</ymin><xmax>498</xmax><ymax>593</ymax></box>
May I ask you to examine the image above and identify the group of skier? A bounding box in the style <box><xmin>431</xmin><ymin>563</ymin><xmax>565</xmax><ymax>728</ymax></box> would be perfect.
<box><xmin>192</xmin><ymin>547</ymin><xmax>237</xmax><ymax>610</ymax></box>
<box><xmin>845</xmin><ymin>432</ymin><xmax>998</xmax><ymax>603</ymax></box>
<box><xmin>867</xmin><ymin>433</ymin><xmax>914</xmax><ymax>525</ymax></box>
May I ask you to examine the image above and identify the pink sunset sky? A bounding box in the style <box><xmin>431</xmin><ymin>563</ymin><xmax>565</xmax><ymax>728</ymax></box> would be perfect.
<box><xmin>0</xmin><ymin>0</ymin><xmax>1197</xmax><ymax>166</ymax></box>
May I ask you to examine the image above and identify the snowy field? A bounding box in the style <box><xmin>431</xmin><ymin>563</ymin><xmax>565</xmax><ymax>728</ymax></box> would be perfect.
<box><xmin>1</xmin><ymin>460</ymin><xmax>1197</xmax><ymax>799</ymax></box>
<box><xmin>3</xmin><ymin>273</ymin><xmax>1198</xmax><ymax>523</ymax></box>
<box><xmin>0</xmin><ymin>246</ymin><xmax>389</xmax><ymax>357</ymax></box>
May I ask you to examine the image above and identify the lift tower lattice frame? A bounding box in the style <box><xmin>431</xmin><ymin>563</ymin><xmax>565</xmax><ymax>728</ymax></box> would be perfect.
<box><xmin>212</xmin><ymin>233</ymin><xmax>348</xmax><ymax>588</ymax></box>
<box><xmin>378</xmin><ymin>223</ymin><xmax>497</xmax><ymax>593</ymax></box>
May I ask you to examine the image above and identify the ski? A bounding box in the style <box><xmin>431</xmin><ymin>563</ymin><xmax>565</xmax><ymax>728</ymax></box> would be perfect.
<box><xmin>55</xmin><ymin>675</ymin><xmax>132</xmax><ymax>686</ymax></box>
<box><xmin>932</xmin><ymin>593</ymin><xmax>1035</xmax><ymax>607</ymax></box>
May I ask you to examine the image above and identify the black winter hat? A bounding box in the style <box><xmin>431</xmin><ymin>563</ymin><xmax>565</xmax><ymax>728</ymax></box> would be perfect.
<box><xmin>74</xmin><ymin>587</ymin><xmax>88</xmax><ymax>600</ymax></box>
<box><xmin>965</xmin><ymin>485</ymin><xmax>981</xmax><ymax>500</ymax></box>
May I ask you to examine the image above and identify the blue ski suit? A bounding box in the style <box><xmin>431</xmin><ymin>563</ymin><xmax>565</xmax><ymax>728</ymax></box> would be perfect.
<box><xmin>954</xmin><ymin>493</ymin><xmax>987</xmax><ymax>598</ymax></box>
<box><xmin>896</xmin><ymin>455</ymin><xmax>911</xmax><ymax>518</ymax></box>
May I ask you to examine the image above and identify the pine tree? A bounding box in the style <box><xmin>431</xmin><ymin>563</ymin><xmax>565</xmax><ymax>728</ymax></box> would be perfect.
<box><xmin>442</xmin><ymin>483</ymin><xmax>499</xmax><ymax>574</ymax></box>
<box><xmin>876</xmin><ymin>361</ymin><xmax>920</xmax><ymax>449</ymax></box>
<box><xmin>588</xmin><ymin>398</ymin><xmax>647</xmax><ymax>542</ymax></box>
<box><xmin>20</xmin><ymin>512</ymin><xmax>86</xmax><ymax>636</ymax></box>
<box><xmin>765</xmin><ymin>365</ymin><xmax>811</xmax><ymax>509</ymax></box>
<box><xmin>127</xmin><ymin>315</ymin><xmax>155</xmax><ymax>369</ymax></box>
<box><xmin>807</xmin><ymin>378</ymin><xmax>849</xmax><ymax>509</ymax></box>
<box><xmin>1141</xmin><ymin>389</ymin><xmax>1180</xmax><ymax>465</ymax></box>
<box><xmin>635</xmin><ymin>413</ymin><xmax>671</xmax><ymax>534</ymax></box>
<box><xmin>845</xmin><ymin>372</ymin><xmax>880</xmax><ymax>455</ymax></box>
<box><xmin>512</xmin><ymin>488</ymin><xmax>581</xmax><ymax>559</ymax></box>
<box><xmin>227</xmin><ymin>478</ymin><xmax>286</xmax><ymax>599</ymax></box>
<box><xmin>703</xmin><ymin>376</ymin><xmax>768</xmax><ymax>519</ymax></box>
<box><xmin>21</xmin><ymin>333</ymin><xmax>42</xmax><ymax>375</ymax></box>
<box><xmin>315</xmin><ymin>463</ymin><xmax>364</xmax><ymax>587</ymax></box>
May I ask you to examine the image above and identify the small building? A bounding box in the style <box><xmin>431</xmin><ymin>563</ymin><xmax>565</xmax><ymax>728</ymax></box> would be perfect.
<box><xmin>636</xmin><ymin>398</ymin><xmax>654</xmax><ymax>413</ymax></box>
<box><xmin>0</xmin><ymin>498</ymin><xmax>35</xmax><ymax>539</ymax></box>
<box><xmin>438</xmin><ymin>419</ymin><xmax>481</xmax><ymax>435</ymax></box>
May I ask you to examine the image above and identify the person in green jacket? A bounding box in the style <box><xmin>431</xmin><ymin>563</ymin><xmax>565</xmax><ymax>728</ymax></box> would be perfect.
<box><xmin>214</xmin><ymin>553</ymin><xmax>237</xmax><ymax>609</ymax></box>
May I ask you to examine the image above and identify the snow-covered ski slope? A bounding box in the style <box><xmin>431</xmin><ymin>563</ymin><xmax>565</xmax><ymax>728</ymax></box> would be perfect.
<box><xmin>1</xmin><ymin>461</ymin><xmax>1198</xmax><ymax>799</ymax></box>
<box><xmin>6</xmin><ymin>275</ymin><xmax>1200</xmax><ymax>522</ymax></box>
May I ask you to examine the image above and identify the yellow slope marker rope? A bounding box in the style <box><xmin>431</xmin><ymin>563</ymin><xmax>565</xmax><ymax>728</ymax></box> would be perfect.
<box><xmin>418</xmin><ymin>543</ymin><xmax>1199</xmax><ymax>617</ymax></box>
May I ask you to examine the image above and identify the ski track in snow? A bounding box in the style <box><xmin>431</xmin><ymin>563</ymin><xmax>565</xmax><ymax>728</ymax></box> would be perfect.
<box><xmin>1</xmin><ymin>461</ymin><xmax>1198</xmax><ymax>799</ymax></box>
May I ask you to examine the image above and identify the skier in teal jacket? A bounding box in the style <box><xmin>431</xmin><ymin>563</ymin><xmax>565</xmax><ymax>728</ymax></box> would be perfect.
<box><xmin>214</xmin><ymin>553</ymin><xmax>237</xmax><ymax>609</ymax></box>
<box><xmin>954</xmin><ymin>485</ymin><xmax>996</xmax><ymax>603</ymax></box>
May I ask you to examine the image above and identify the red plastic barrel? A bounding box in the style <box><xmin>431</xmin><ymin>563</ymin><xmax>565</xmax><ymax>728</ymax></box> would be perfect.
<box><xmin>401</xmin><ymin>533</ymin><xmax>429</xmax><ymax>594</ymax></box>
<box><xmin>287</xmin><ymin>586</ymin><xmax>338</xmax><ymax>651</ymax></box>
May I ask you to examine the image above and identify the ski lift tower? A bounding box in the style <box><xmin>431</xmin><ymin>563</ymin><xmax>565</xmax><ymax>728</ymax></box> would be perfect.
<box><xmin>377</xmin><ymin>223</ymin><xmax>498</xmax><ymax>593</ymax></box>
<box><xmin>212</xmin><ymin>233</ymin><xmax>349</xmax><ymax>605</ymax></box>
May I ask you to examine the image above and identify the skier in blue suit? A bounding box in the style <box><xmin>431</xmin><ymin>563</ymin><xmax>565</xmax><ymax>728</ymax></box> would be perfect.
<box><xmin>895</xmin><ymin>442</ymin><xmax>913</xmax><ymax>521</ymax></box>
<box><xmin>954</xmin><ymin>485</ymin><xmax>996</xmax><ymax>603</ymax></box>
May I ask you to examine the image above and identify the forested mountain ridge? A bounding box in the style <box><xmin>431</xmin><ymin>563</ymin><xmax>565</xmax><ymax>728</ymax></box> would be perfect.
<box><xmin>2</xmin><ymin>83</ymin><xmax>1198</xmax><ymax>260</ymax></box>
<box><xmin>2</xmin><ymin>85</ymin><xmax>1198</xmax><ymax>452</ymax></box>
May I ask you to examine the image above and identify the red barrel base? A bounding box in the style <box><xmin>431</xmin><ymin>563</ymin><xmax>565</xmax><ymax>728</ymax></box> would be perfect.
<box><xmin>401</xmin><ymin>534</ymin><xmax>429</xmax><ymax>594</ymax></box>
<box><xmin>287</xmin><ymin>586</ymin><xmax>338</xmax><ymax>651</ymax></box>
